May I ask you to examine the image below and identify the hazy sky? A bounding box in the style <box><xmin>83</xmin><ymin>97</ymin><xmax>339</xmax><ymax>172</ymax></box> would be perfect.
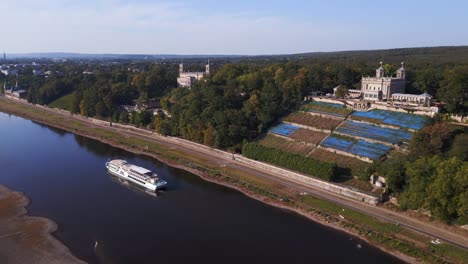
<box><xmin>2</xmin><ymin>0</ymin><xmax>468</xmax><ymax>55</ymax></box>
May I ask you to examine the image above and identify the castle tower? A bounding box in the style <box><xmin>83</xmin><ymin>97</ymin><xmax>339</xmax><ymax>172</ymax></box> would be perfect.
<box><xmin>376</xmin><ymin>61</ymin><xmax>385</xmax><ymax>78</ymax></box>
<box><xmin>205</xmin><ymin>59</ymin><xmax>210</xmax><ymax>74</ymax></box>
<box><xmin>179</xmin><ymin>63</ymin><xmax>184</xmax><ymax>73</ymax></box>
<box><xmin>397</xmin><ymin>61</ymin><xmax>406</xmax><ymax>80</ymax></box>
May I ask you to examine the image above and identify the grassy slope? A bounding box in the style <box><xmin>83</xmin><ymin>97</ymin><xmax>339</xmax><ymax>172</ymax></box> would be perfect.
<box><xmin>258</xmin><ymin>134</ymin><xmax>314</xmax><ymax>156</ymax></box>
<box><xmin>48</xmin><ymin>93</ymin><xmax>73</xmax><ymax>111</ymax></box>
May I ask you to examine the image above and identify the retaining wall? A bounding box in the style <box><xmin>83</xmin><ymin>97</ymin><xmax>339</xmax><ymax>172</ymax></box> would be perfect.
<box><xmin>234</xmin><ymin>155</ymin><xmax>380</xmax><ymax>204</ymax></box>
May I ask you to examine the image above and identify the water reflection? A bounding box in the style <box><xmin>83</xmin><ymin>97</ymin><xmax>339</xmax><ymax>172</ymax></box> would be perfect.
<box><xmin>108</xmin><ymin>174</ymin><xmax>159</xmax><ymax>198</ymax></box>
<box><xmin>32</xmin><ymin>121</ymin><xmax>69</xmax><ymax>137</ymax></box>
<box><xmin>74</xmin><ymin>134</ymin><xmax>135</xmax><ymax>159</ymax></box>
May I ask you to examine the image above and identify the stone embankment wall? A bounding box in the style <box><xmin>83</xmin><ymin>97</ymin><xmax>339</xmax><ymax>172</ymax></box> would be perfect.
<box><xmin>369</xmin><ymin>102</ymin><xmax>437</xmax><ymax>117</ymax></box>
<box><xmin>312</xmin><ymin>98</ymin><xmax>346</xmax><ymax>106</ymax></box>
<box><xmin>234</xmin><ymin>155</ymin><xmax>380</xmax><ymax>204</ymax></box>
<box><xmin>304</xmin><ymin>111</ymin><xmax>345</xmax><ymax>121</ymax></box>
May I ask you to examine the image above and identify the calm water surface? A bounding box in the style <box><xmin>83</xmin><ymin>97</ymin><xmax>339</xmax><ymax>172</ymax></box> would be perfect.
<box><xmin>0</xmin><ymin>112</ymin><xmax>402</xmax><ymax>264</ymax></box>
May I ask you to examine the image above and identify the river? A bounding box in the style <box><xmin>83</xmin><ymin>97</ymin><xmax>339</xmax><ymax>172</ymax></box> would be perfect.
<box><xmin>0</xmin><ymin>112</ymin><xmax>402</xmax><ymax>264</ymax></box>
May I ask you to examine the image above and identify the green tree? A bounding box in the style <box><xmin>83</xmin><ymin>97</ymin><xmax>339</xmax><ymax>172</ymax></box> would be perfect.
<box><xmin>438</xmin><ymin>66</ymin><xmax>468</xmax><ymax>114</ymax></box>
<box><xmin>203</xmin><ymin>123</ymin><xmax>216</xmax><ymax>147</ymax></box>
<box><xmin>449</xmin><ymin>134</ymin><xmax>468</xmax><ymax>161</ymax></box>
<box><xmin>70</xmin><ymin>90</ymin><xmax>82</xmax><ymax>114</ymax></box>
<box><xmin>399</xmin><ymin>156</ymin><xmax>440</xmax><ymax>210</ymax></box>
<box><xmin>378</xmin><ymin>160</ymin><xmax>406</xmax><ymax>193</ymax></box>
<box><xmin>119</xmin><ymin>111</ymin><xmax>129</xmax><ymax>124</ymax></box>
<box><xmin>95</xmin><ymin>101</ymin><xmax>108</xmax><ymax>117</ymax></box>
<box><xmin>426</xmin><ymin>157</ymin><xmax>465</xmax><ymax>222</ymax></box>
<box><xmin>335</xmin><ymin>85</ymin><xmax>349</xmax><ymax>99</ymax></box>
<box><xmin>383</xmin><ymin>64</ymin><xmax>396</xmax><ymax>77</ymax></box>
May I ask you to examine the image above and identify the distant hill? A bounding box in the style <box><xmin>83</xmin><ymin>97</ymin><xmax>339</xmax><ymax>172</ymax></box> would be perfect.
<box><xmin>6</xmin><ymin>46</ymin><xmax>468</xmax><ymax>65</ymax></box>
<box><xmin>6</xmin><ymin>52</ymin><xmax>243</xmax><ymax>60</ymax></box>
<box><xmin>280</xmin><ymin>46</ymin><xmax>468</xmax><ymax>65</ymax></box>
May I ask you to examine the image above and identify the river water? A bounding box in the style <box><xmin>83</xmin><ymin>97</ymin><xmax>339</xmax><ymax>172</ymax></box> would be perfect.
<box><xmin>0</xmin><ymin>112</ymin><xmax>402</xmax><ymax>264</ymax></box>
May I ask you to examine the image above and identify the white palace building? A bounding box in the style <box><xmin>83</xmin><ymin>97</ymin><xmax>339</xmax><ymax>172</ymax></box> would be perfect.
<box><xmin>334</xmin><ymin>62</ymin><xmax>432</xmax><ymax>106</ymax></box>
<box><xmin>177</xmin><ymin>61</ymin><xmax>210</xmax><ymax>88</ymax></box>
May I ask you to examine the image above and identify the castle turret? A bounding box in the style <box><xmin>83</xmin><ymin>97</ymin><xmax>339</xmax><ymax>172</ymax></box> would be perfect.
<box><xmin>179</xmin><ymin>63</ymin><xmax>184</xmax><ymax>73</ymax></box>
<box><xmin>376</xmin><ymin>61</ymin><xmax>385</xmax><ymax>78</ymax></box>
<box><xmin>397</xmin><ymin>61</ymin><xmax>406</xmax><ymax>80</ymax></box>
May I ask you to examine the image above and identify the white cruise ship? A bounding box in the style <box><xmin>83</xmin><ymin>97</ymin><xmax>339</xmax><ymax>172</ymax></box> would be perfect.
<box><xmin>105</xmin><ymin>159</ymin><xmax>167</xmax><ymax>191</ymax></box>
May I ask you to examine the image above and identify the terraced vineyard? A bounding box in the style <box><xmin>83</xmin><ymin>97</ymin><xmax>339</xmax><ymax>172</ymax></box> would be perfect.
<box><xmin>301</xmin><ymin>101</ymin><xmax>353</xmax><ymax>117</ymax></box>
<box><xmin>308</xmin><ymin>148</ymin><xmax>369</xmax><ymax>176</ymax></box>
<box><xmin>289</xmin><ymin>129</ymin><xmax>327</xmax><ymax>145</ymax></box>
<box><xmin>336</xmin><ymin>120</ymin><xmax>412</xmax><ymax>144</ymax></box>
<box><xmin>269</xmin><ymin>123</ymin><xmax>300</xmax><ymax>137</ymax></box>
<box><xmin>284</xmin><ymin>112</ymin><xmax>342</xmax><ymax>130</ymax></box>
<box><xmin>258</xmin><ymin>134</ymin><xmax>314</xmax><ymax>155</ymax></box>
<box><xmin>350</xmin><ymin>109</ymin><xmax>428</xmax><ymax>130</ymax></box>
<box><xmin>321</xmin><ymin>135</ymin><xmax>391</xmax><ymax>160</ymax></box>
<box><xmin>261</xmin><ymin>102</ymin><xmax>429</xmax><ymax>182</ymax></box>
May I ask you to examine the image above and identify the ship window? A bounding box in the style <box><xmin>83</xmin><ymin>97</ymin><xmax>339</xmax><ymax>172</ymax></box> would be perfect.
<box><xmin>129</xmin><ymin>176</ymin><xmax>145</xmax><ymax>184</ymax></box>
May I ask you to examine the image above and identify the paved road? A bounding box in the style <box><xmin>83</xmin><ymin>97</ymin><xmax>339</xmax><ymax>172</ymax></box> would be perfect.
<box><xmin>2</xmin><ymin>96</ymin><xmax>467</xmax><ymax>251</ymax></box>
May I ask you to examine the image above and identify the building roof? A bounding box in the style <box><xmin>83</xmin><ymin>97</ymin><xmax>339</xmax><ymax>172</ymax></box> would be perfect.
<box><xmin>129</xmin><ymin>165</ymin><xmax>152</xmax><ymax>175</ymax></box>
<box><xmin>392</xmin><ymin>93</ymin><xmax>432</xmax><ymax>98</ymax></box>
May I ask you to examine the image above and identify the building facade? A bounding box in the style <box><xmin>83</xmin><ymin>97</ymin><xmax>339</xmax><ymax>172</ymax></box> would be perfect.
<box><xmin>176</xmin><ymin>62</ymin><xmax>210</xmax><ymax>88</ymax></box>
<box><xmin>331</xmin><ymin>62</ymin><xmax>434</xmax><ymax>107</ymax></box>
<box><xmin>360</xmin><ymin>62</ymin><xmax>406</xmax><ymax>100</ymax></box>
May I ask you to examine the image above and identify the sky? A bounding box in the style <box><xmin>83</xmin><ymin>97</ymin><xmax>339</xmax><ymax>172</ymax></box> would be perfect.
<box><xmin>1</xmin><ymin>0</ymin><xmax>468</xmax><ymax>55</ymax></box>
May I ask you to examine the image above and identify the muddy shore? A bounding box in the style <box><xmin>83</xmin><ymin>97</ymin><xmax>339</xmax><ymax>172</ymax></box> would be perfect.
<box><xmin>0</xmin><ymin>185</ymin><xmax>86</xmax><ymax>264</ymax></box>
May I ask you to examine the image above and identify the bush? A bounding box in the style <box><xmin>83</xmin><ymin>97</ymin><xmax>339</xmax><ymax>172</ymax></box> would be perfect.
<box><xmin>242</xmin><ymin>142</ymin><xmax>338</xmax><ymax>181</ymax></box>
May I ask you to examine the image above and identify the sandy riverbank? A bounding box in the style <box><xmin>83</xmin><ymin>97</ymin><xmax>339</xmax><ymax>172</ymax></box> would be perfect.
<box><xmin>0</xmin><ymin>185</ymin><xmax>86</xmax><ymax>264</ymax></box>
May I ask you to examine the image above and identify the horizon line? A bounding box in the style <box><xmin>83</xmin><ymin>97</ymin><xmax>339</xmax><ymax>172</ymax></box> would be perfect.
<box><xmin>4</xmin><ymin>45</ymin><xmax>468</xmax><ymax>58</ymax></box>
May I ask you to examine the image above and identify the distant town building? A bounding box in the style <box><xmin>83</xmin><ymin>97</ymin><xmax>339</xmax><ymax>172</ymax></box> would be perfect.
<box><xmin>3</xmin><ymin>79</ymin><xmax>27</xmax><ymax>98</ymax></box>
<box><xmin>177</xmin><ymin>61</ymin><xmax>210</xmax><ymax>88</ymax></box>
<box><xmin>128</xmin><ymin>67</ymin><xmax>142</xmax><ymax>73</ymax></box>
<box><xmin>1</xmin><ymin>68</ymin><xmax>18</xmax><ymax>76</ymax></box>
<box><xmin>33</xmin><ymin>69</ymin><xmax>43</xmax><ymax>76</ymax></box>
<box><xmin>121</xmin><ymin>99</ymin><xmax>161</xmax><ymax>115</ymax></box>
<box><xmin>44</xmin><ymin>70</ymin><xmax>63</xmax><ymax>77</ymax></box>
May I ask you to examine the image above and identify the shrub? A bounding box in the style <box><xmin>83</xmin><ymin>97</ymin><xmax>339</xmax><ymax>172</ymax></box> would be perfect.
<box><xmin>242</xmin><ymin>142</ymin><xmax>338</xmax><ymax>181</ymax></box>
